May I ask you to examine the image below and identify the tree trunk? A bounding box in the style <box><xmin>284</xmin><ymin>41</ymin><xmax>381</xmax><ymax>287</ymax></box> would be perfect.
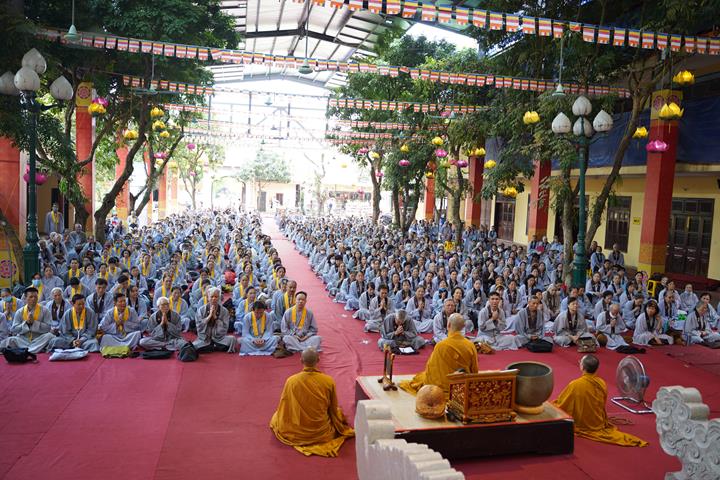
<box><xmin>402</xmin><ymin>189</ymin><xmax>420</xmax><ymax>234</ymax></box>
<box><xmin>560</xmin><ymin>166</ymin><xmax>576</xmax><ymax>286</ymax></box>
<box><xmin>453</xmin><ymin>165</ymin><xmax>465</xmax><ymax>245</ymax></box>
<box><xmin>370</xmin><ymin>174</ymin><xmax>381</xmax><ymax>223</ymax></box>
<box><xmin>73</xmin><ymin>202</ymin><xmax>89</xmax><ymax>232</ymax></box>
<box><xmin>391</xmin><ymin>184</ymin><xmax>401</xmax><ymax>228</ymax></box>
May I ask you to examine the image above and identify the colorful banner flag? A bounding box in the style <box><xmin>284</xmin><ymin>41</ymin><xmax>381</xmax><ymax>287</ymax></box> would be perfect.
<box><xmin>684</xmin><ymin>36</ymin><xmax>696</xmax><ymax>52</ymax></box>
<box><xmin>568</xmin><ymin>22</ymin><xmax>581</xmax><ymax>32</ymax></box>
<box><xmin>538</xmin><ymin>19</ymin><xmax>552</xmax><ymax>36</ymax></box>
<box><xmin>696</xmin><ymin>37</ymin><xmax>708</xmax><ymax>54</ymax></box>
<box><xmin>105</xmin><ymin>36</ymin><xmax>117</xmax><ymax>49</ymax></box>
<box><xmin>670</xmin><ymin>35</ymin><xmax>682</xmax><ymax>51</ymax></box>
<box><xmin>330</xmin><ymin>0</ymin><xmax>344</xmax><ymax>8</ymax></box>
<box><xmin>348</xmin><ymin>0</ymin><xmax>362</xmax><ymax>11</ymax></box>
<box><xmin>505</xmin><ymin>14</ymin><xmax>520</xmax><ymax>32</ymax></box>
<box><xmin>402</xmin><ymin>1</ymin><xmax>417</xmax><ymax>18</ymax></box>
<box><xmin>367</xmin><ymin>0</ymin><xmax>381</xmax><ymax>13</ymax></box>
<box><xmin>628</xmin><ymin>30</ymin><xmax>640</xmax><ymax>47</ymax></box>
<box><xmin>521</xmin><ymin>17</ymin><xmax>536</xmax><ymax>35</ymax></box>
<box><xmin>421</xmin><ymin>4</ymin><xmax>436</xmax><ymax>21</ymax></box>
<box><xmin>117</xmin><ymin>38</ymin><xmax>128</xmax><ymax>51</ymax></box>
<box><xmin>709</xmin><ymin>38</ymin><xmax>720</xmax><ymax>55</ymax></box>
<box><xmin>93</xmin><ymin>36</ymin><xmax>105</xmax><ymax>48</ymax></box>
<box><xmin>311</xmin><ymin>0</ymin><xmax>325</xmax><ymax>6</ymax></box>
<box><xmin>489</xmin><ymin>12</ymin><xmax>504</xmax><ymax>30</ymax></box>
<box><xmin>597</xmin><ymin>28</ymin><xmax>610</xmax><ymax>44</ymax></box>
<box><xmin>613</xmin><ymin>28</ymin><xmax>626</xmax><ymax>46</ymax></box>
<box><xmin>641</xmin><ymin>31</ymin><xmax>655</xmax><ymax>49</ymax></box>
<box><xmin>438</xmin><ymin>6</ymin><xmax>452</xmax><ymax>23</ymax></box>
<box><xmin>552</xmin><ymin>21</ymin><xmax>564</xmax><ymax>38</ymax></box>
<box><xmin>455</xmin><ymin>7</ymin><xmax>470</xmax><ymax>25</ymax></box>
<box><xmin>385</xmin><ymin>0</ymin><xmax>400</xmax><ymax>15</ymax></box>
<box><xmin>656</xmin><ymin>33</ymin><xmax>668</xmax><ymax>50</ymax></box>
<box><xmin>582</xmin><ymin>25</ymin><xmax>596</xmax><ymax>43</ymax></box>
<box><xmin>472</xmin><ymin>10</ymin><xmax>487</xmax><ymax>28</ymax></box>
<box><xmin>128</xmin><ymin>39</ymin><xmax>140</xmax><ymax>52</ymax></box>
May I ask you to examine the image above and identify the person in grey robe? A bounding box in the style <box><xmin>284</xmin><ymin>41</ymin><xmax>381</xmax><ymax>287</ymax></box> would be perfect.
<box><xmin>139</xmin><ymin>297</ymin><xmax>185</xmax><ymax>351</ymax></box>
<box><xmin>378</xmin><ymin>309</ymin><xmax>426</xmax><ymax>351</ymax></box>
<box><xmin>432</xmin><ymin>298</ymin><xmax>461</xmax><ymax>344</ymax></box>
<box><xmin>239</xmin><ymin>301</ymin><xmax>278</xmax><ymax>356</ymax></box>
<box><xmin>475</xmin><ymin>291</ymin><xmax>522</xmax><ymax>350</ymax></box>
<box><xmin>86</xmin><ymin>278</ymin><xmax>114</xmax><ymax>317</ymax></box>
<box><xmin>45</xmin><ymin>287</ymin><xmax>71</xmax><ymax>333</ymax></box>
<box><xmin>365</xmin><ymin>285</ymin><xmax>395</xmax><ymax>333</ymax></box>
<box><xmin>352</xmin><ymin>283</ymin><xmax>376</xmax><ymax>322</ymax></box>
<box><xmin>0</xmin><ymin>311</ymin><xmax>8</xmax><ymax>343</ymax></box>
<box><xmin>50</xmin><ymin>294</ymin><xmax>99</xmax><ymax>352</ymax></box>
<box><xmin>553</xmin><ymin>296</ymin><xmax>596</xmax><ymax>347</ymax></box>
<box><xmin>595</xmin><ymin>303</ymin><xmax>628</xmax><ymax>350</ymax></box>
<box><xmin>684</xmin><ymin>302</ymin><xmax>720</xmax><ymax>345</ymax></box>
<box><xmin>281</xmin><ymin>291</ymin><xmax>322</xmax><ymax>353</ymax></box>
<box><xmin>99</xmin><ymin>292</ymin><xmax>142</xmax><ymax>349</ymax></box>
<box><xmin>514</xmin><ymin>297</ymin><xmax>552</xmax><ymax>347</ymax></box>
<box><xmin>633</xmin><ymin>300</ymin><xmax>673</xmax><ymax>346</ymax></box>
<box><xmin>406</xmin><ymin>286</ymin><xmax>434</xmax><ymax>333</ymax></box>
<box><xmin>193</xmin><ymin>287</ymin><xmax>237</xmax><ymax>353</ymax></box>
<box><xmin>44</xmin><ymin>203</ymin><xmax>65</xmax><ymax>234</ymax></box>
<box><xmin>2</xmin><ymin>287</ymin><xmax>55</xmax><ymax>353</ymax></box>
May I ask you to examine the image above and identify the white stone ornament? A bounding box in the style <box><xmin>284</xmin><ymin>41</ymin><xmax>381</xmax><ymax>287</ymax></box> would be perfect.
<box><xmin>653</xmin><ymin>386</ymin><xmax>720</xmax><ymax>479</ymax></box>
<box><xmin>355</xmin><ymin>400</ymin><xmax>464</xmax><ymax>480</ymax></box>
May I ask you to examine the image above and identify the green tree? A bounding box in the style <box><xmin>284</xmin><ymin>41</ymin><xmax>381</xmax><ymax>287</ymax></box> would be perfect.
<box><xmin>175</xmin><ymin>141</ymin><xmax>223</xmax><ymax>209</ymax></box>
<box><xmin>237</xmin><ymin>150</ymin><xmax>291</xmax><ymax>210</ymax></box>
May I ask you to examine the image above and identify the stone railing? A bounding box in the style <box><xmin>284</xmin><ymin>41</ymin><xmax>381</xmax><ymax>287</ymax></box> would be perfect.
<box><xmin>355</xmin><ymin>400</ymin><xmax>465</xmax><ymax>480</ymax></box>
<box><xmin>653</xmin><ymin>386</ymin><xmax>720</xmax><ymax>479</ymax></box>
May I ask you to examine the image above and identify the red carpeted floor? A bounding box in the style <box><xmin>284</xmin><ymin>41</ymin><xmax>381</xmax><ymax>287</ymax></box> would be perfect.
<box><xmin>2</xmin><ymin>217</ymin><xmax>720</xmax><ymax>480</ymax></box>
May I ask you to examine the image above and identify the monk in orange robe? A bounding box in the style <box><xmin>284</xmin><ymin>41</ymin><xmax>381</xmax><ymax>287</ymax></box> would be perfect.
<box><xmin>553</xmin><ymin>354</ymin><xmax>648</xmax><ymax>447</ymax></box>
<box><xmin>400</xmin><ymin>313</ymin><xmax>479</xmax><ymax>397</ymax></box>
<box><xmin>270</xmin><ymin>348</ymin><xmax>354</xmax><ymax>457</ymax></box>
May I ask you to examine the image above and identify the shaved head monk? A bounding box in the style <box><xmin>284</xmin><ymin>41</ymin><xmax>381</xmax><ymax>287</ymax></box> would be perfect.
<box><xmin>553</xmin><ymin>354</ymin><xmax>648</xmax><ymax>447</ymax></box>
<box><xmin>269</xmin><ymin>348</ymin><xmax>354</xmax><ymax>457</ymax></box>
<box><xmin>399</xmin><ymin>313</ymin><xmax>479</xmax><ymax>398</ymax></box>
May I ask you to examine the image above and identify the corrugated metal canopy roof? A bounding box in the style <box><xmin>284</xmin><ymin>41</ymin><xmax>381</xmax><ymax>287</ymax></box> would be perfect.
<box><xmin>214</xmin><ymin>0</ymin><xmax>410</xmax><ymax>88</ymax></box>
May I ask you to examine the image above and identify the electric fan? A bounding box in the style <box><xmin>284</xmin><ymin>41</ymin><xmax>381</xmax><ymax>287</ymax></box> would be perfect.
<box><xmin>611</xmin><ymin>356</ymin><xmax>653</xmax><ymax>414</ymax></box>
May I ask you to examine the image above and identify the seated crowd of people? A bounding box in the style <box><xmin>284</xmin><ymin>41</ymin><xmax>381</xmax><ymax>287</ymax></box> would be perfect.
<box><xmin>0</xmin><ymin>211</ymin><xmax>321</xmax><ymax>357</ymax></box>
<box><xmin>282</xmin><ymin>215</ymin><xmax>720</xmax><ymax>353</ymax></box>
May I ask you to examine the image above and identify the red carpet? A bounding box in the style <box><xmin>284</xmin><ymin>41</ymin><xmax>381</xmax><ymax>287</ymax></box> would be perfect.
<box><xmin>1</xmin><ymin>217</ymin><xmax>719</xmax><ymax>480</ymax></box>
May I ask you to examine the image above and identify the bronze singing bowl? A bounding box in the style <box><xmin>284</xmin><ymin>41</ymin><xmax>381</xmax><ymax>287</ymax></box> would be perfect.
<box><xmin>506</xmin><ymin>361</ymin><xmax>554</xmax><ymax>414</ymax></box>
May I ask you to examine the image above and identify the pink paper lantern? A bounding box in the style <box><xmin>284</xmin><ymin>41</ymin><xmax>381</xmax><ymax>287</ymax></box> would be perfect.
<box><xmin>153</xmin><ymin>151</ymin><xmax>168</xmax><ymax>159</ymax></box>
<box><xmin>398</xmin><ymin>159</ymin><xmax>410</xmax><ymax>167</ymax></box>
<box><xmin>435</xmin><ymin>148</ymin><xmax>448</xmax><ymax>158</ymax></box>
<box><xmin>375</xmin><ymin>170</ymin><xmax>384</xmax><ymax>178</ymax></box>
<box><xmin>186</xmin><ymin>143</ymin><xmax>196</xmax><ymax>150</ymax></box>
<box><xmin>646</xmin><ymin>140</ymin><xmax>669</xmax><ymax>153</ymax></box>
<box><xmin>23</xmin><ymin>166</ymin><xmax>48</xmax><ymax>185</ymax></box>
<box><xmin>457</xmin><ymin>159</ymin><xmax>468</xmax><ymax>168</ymax></box>
<box><xmin>440</xmin><ymin>110</ymin><xmax>451</xmax><ymax>118</ymax></box>
<box><xmin>358</xmin><ymin>147</ymin><xmax>369</xmax><ymax>155</ymax></box>
<box><xmin>93</xmin><ymin>97</ymin><xmax>108</xmax><ymax>107</ymax></box>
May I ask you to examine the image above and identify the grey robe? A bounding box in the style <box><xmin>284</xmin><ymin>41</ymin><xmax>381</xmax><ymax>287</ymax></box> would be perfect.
<box><xmin>378</xmin><ymin>313</ymin><xmax>425</xmax><ymax>351</ymax></box>
<box><xmin>281</xmin><ymin>307</ymin><xmax>322</xmax><ymax>352</ymax></box>
<box><xmin>514</xmin><ymin>307</ymin><xmax>551</xmax><ymax>346</ymax></box>
<box><xmin>553</xmin><ymin>310</ymin><xmax>594</xmax><ymax>347</ymax></box>
<box><xmin>595</xmin><ymin>312</ymin><xmax>628</xmax><ymax>350</ymax></box>
<box><xmin>3</xmin><ymin>305</ymin><xmax>55</xmax><ymax>353</ymax></box>
<box><xmin>50</xmin><ymin>307</ymin><xmax>99</xmax><ymax>352</ymax></box>
<box><xmin>139</xmin><ymin>311</ymin><xmax>185</xmax><ymax>350</ymax></box>
<box><xmin>684</xmin><ymin>310</ymin><xmax>720</xmax><ymax>344</ymax></box>
<box><xmin>476</xmin><ymin>306</ymin><xmax>522</xmax><ymax>350</ymax></box>
<box><xmin>99</xmin><ymin>308</ymin><xmax>142</xmax><ymax>349</ymax></box>
<box><xmin>365</xmin><ymin>295</ymin><xmax>395</xmax><ymax>333</ymax></box>
<box><xmin>193</xmin><ymin>304</ymin><xmax>237</xmax><ymax>352</ymax></box>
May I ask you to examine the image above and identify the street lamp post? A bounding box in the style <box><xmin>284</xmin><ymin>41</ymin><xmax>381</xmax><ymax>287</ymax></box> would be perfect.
<box><xmin>0</xmin><ymin>49</ymin><xmax>73</xmax><ymax>284</ymax></box>
<box><xmin>551</xmin><ymin>96</ymin><xmax>614</xmax><ymax>288</ymax></box>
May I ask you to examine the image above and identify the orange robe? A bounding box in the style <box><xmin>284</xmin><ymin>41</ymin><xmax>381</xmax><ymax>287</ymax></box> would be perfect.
<box><xmin>270</xmin><ymin>366</ymin><xmax>354</xmax><ymax>457</ymax></box>
<box><xmin>553</xmin><ymin>372</ymin><xmax>648</xmax><ymax>447</ymax></box>
<box><xmin>399</xmin><ymin>331</ymin><xmax>479</xmax><ymax>397</ymax></box>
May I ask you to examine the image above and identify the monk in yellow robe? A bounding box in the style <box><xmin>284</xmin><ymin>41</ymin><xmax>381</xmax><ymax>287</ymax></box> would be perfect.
<box><xmin>553</xmin><ymin>354</ymin><xmax>648</xmax><ymax>447</ymax></box>
<box><xmin>400</xmin><ymin>313</ymin><xmax>479</xmax><ymax>397</ymax></box>
<box><xmin>270</xmin><ymin>348</ymin><xmax>354</xmax><ymax>457</ymax></box>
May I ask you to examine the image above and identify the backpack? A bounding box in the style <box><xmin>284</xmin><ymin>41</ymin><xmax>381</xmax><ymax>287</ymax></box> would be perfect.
<box><xmin>526</xmin><ymin>339</ymin><xmax>554</xmax><ymax>353</ymax></box>
<box><xmin>3</xmin><ymin>347</ymin><xmax>37</xmax><ymax>364</ymax></box>
<box><xmin>141</xmin><ymin>350</ymin><xmax>173</xmax><ymax>360</ymax></box>
<box><xmin>101</xmin><ymin>345</ymin><xmax>132</xmax><ymax>358</ymax></box>
<box><xmin>177</xmin><ymin>342</ymin><xmax>198</xmax><ymax>362</ymax></box>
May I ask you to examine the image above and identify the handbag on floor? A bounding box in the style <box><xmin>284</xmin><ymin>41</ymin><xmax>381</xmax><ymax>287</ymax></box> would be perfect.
<box><xmin>526</xmin><ymin>339</ymin><xmax>553</xmax><ymax>353</ymax></box>
<box><xmin>3</xmin><ymin>347</ymin><xmax>37</xmax><ymax>364</ymax></box>
<box><xmin>177</xmin><ymin>342</ymin><xmax>199</xmax><ymax>362</ymax></box>
<box><xmin>101</xmin><ymin>345</ymin><xmax>132</xmax><ymax>358</ymax></box>
<box><xmin>141</xmin><ymin>350</ymin><xmax>174</xmax><ymax>360</ymax></box>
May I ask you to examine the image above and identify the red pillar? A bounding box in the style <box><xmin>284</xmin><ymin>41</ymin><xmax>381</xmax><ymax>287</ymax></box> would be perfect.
<box><xmin>424</xmin><ymin>176</ymin><xmax>435</xmax><ymax>221</ymax></box>
<box><xmin>464</xmin><ymin>156</ymin><xmax>484</xmax><ymax>227</ymax></box>
<box><xmin>115</xmin><ymin>144</ymin><xmax>130</xmax><ymax>221</ymax></box>
<box><xmin>638</xmin><ymin>90</ymin><xmax>681</xmax><ymax>275</ymax></box>
<box><xmin>75</xmin><ymin>109</ymin><xmax>94</xmax><ymax>230</ymax></box>
<box><xmin>158</xmin><ymin>170</ymin><xmax>167</xmax><ymax>219</ymax></box>
<box><xmin>527</xmin><ymin>160</ymin><xmax>551</xmax><ymax>240</ymax></box>
<box><xmin>0</xmin><ymin>137</ymin><xmax>21</xmax><ymax>231</ymax></box>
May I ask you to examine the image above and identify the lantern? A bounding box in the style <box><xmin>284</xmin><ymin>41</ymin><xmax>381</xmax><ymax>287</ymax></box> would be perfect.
<box><xmin>23</xmin><ymin>166</ymin><xmax>48</xmax><ymax>185</ymax></box>
<box><xmin>123</xmin><ymin>129</ymin><xmax>138</xmax><ymax>140</ymax></box>
<box><xmin>632</xmin><ymin>126</ymin><xmax>648</xmax><ymax>139</ymax></box>
<box><xmin>358</xmin><ymin>147</ymin><xmax>369</xmax><ymax>155</ymax></box>
<box><xmin>484</xmin><ymin>159</ymin><xmax>497</xmax><ymax>169</ymax></box>
<box><xmin>400</xmin><ymin>144</ymin><xmax>410</xmax><ymax>153</ymax></box>
<box><xmin>473</xmin><ymin>147</ymin><xmax>486</xmax><ymax>157</ymax></box>
<box><xmin>87</xmin><ymin>102</ymin><xmax>106</xmax><ymax>116</ymax></box>
<box><xmin>503</xmin><ymin>186</ymin><xmax>518</xmax><ymax>198</ymax></box>
<box><xmin>375</xmin><ymin>170</ymin><xmax>384</xmax><ymax>178</ymax></box>
<box><xmin>159</xmin><ymin>130</ymin><xmax>170</xmax><ymax>138</ymax></box>
<box><xmin>431</xmin><ymin>136</ymin><xmax>444</xmax><ymax>146</ymax></box>
<box><xmin>187</xmin><ymin>143</ymin><xmax>197</xmax><ymax>150</ymax></box>
<box><xmin>425</xmin><ymin>171</ymin><xmax>434</xmax><ymax>179</ymax></box>
<box><xmin>523</xmin><ymin>111</ymin><xmax>540</xmax><ymax>125</ymax></box>
<box><xmin>398</xmin><ymin>159</ymin><xmax>410</xmax><ymax>167</ymax></box>
<box><xmin>340</xmin><ymin>162</ymin><xmax>348</xmax><ymax>168</ymax></box>
<box><xmin>646</xmin><ymin>140</ymin><xmax>669</xmax><ymax>153</ymax></box>
<box><xmin>659</xmin><ymin>102</ymin><xmax>683</xmax><ymax>120</ymax></box>
<box><xmin>152</xmin><ymin>120</ymin><xmax>166</xmax><ymax>131</ymax></box>
<box><xmin>150</xmin><ymin>106</ymin><xmax>165</xmax><ymax>118</ymax></box>
<box><xmin>435</xmin><ymin>148</ymin><xmax>448</xmax><ymax>158</ymax></box>
<box><xmin>672</xmin><ymin>70</ymin><xmax>695</xmax><ymax>86</ymax></box>
<box><xmin>457</xmin><ymin>159</ymin><xmax>468</xmax><ymax>168</ymax></box>
<box><xmin>369</xmin><ymin>151</ymin><xmax>381</xmax><ymax>160</ymax></box>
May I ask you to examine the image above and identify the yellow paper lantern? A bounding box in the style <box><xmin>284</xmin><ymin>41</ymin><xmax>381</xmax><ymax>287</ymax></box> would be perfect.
<box><xmin>673</xmin><ymin>70</ymin><xmax>695</xmax><ymax>86</ymax></box>
<box><xmin>431</xmin><ymin>136</ymin><xmax>444</xmax><ymax>146</ymax></box>
<box><xmin>123</xmin><ymin>129</ymin><xmax>138</xmax><ymax>140</ymax></box>
<box><xmin>523</xmin><ymin>111</ymin><xmax>540</xmax><ymax>125</ymax></box>
<box><xmin>484</xmin><ymin>159</ymin><xmax>497</xmax><ymax>169</ymax></box>
<box><xmin>400</xmin><ymin>144</ymin><xmax>410</xmax><ymax>153</ymax></box>
<box><xmin>659</xmin><ymin>102</ymin><xmax>683</xmax><ymax>120</ymax></box>
<box><xmin>159</xmin><ymin>130</ymin><xmax>170</xmax><ymax>138</ymax></box>
<box><xmin>632</xmin><ymin>126</ymin><xmax>648</xmax><ymax>139</ymax></box>
<box><xmin>369</xmin><ymin>151</ymin><xmax>381</xmax><ymax>160</ymax></box>
<box><xmin>152</xmin><ymin>120</ymin><xmax>166</xmax><ymax>131</ymax></box>
<box><xmin>425</xmin><ymin>171</ymin><xmax>434</xmax><ymax>179</ymax></box>
<box><xmin>473</xmin><ymin>147</ymin><xmax>486</xmax><ymax>157</ymax></box>
<box><xmin>150</xmin><ymin>106</ymin><xmax>165</xmax><ymax>118</ymax></box>
<box><xmin>503</xmin><ymin>186</ymin><xmax>518</xmax><ymax>198</ymax></box>
<box><xmin>340</xmin><ymin>162</ymin><xmax>348</xmax><ymax>168</ymax></box>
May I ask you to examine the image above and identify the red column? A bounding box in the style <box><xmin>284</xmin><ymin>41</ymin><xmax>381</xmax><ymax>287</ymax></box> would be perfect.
<box><xmin>424</xmin><ymin>176</ymin><xmax>435</xmax><ymax>221</ymax></box>
<box><xmin>638</xmin><ymin>90</ymin><xmax>681</xmax><ymax>275</ymax></box>
<box><xmin>75</xmin><ymin>109</ymin><xmax>94</xmax><ymax>230</ymax></box>
<box><xmin>158</xmin><ymin>170</ymin><xmax>167</xmax><ymax>219</ymax></box>
<box><xmin>115</xmin><ymin>144</ymin><xmax>130</xmax><ymax>221</ymax></box>
<box><xmin>464</xmin><ymin>155</ymin><xmax>484</xmax><ymax>227</ymax></box>
<box><xmin>0</xmin><ymin>137</ymin><xmax>21</xmax><ymax>231</ymax></box>
<box><xmin>527</xmin><ymin>160</ymin><xmax>551</xmax><ymax>240</ymax></box>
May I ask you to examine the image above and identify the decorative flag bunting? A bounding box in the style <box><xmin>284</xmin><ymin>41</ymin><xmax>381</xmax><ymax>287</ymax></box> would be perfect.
<box><xmin>710</xmin><ymin>39</ymin><xmax>720</xmax><ymax>55</ymax></box>
<box><xmin>552</xmin><ymin>21</ymin><xmax>564</xmax><ymax>38</ymax></box>
<box><xmin>696</xmin><ymin>37</ymin><xmax>708</xmax><ymax>54</ymax></box>
<box><xmin>641</xmin><ymin>31</ymin><xmax>655</xmax><ymax>49</ymax></box>
<box><xmin>438</xmin><ymin>6</ymin><xmax>452</xmax><ymax>23</ymax></box>
<box><xmin>386</xmin><ymin>0</ymin><xmax>401</xmax><ymax>15</ymax></box>
<box><xmin>522</xmin><ymin>17</ymin><xmax>536</xmax><ymax>35</ymax></box>
<box><xmin>402</xmin><ymin>1</ymin><xmax>417</xmax><ymax>18</ymax></box>
<box><xmin>628</xmin><ymin>30</ymin><xmax>640</xmax><ymax>47</ymax></box>
<box><xmin>421</xmin><ymin>3</ymin><xmax>435</xmax><ymax>20</ymax></box>
<box><xmin>656</xmin><ymin>33</ymin><xmax>668</xmax><ymax>50</ymax></box>
<box><xmin>472</xmin><ymin>10</ymin><xmax>487</xmax><ymax>28</ymax></box>
<box><xmin>505</xmin><ymin>14</ymin><xmax>519</xmax><ymax>32</ymax></box>
<box><xmin>348</xmin><ymin>0</ymin><xmax>362</xmax><ymax>11</ymax></box>
<box><xmin>538</xmin><ymin>19</ymin><xmax>552</xmax><ymax>36</ymax></box>
<box><xmin>489</xmin><ymin>13</ymin><xmax>504</xmax><ymax>30</ymax></box>
<box><xmin>569</xmin><ymin>22</ymin><xmax>582</xmax><ymax>32</ymax></box>
<box><xmin>685</xmin><ymin>36</ymin><xmax>696</xmax><ymax>52</ymax></box>
<box><xmin>455</xmin><ymin>7</ymin><xmax>470</xmax><ymax>25</ymax></box>
<box><xmin>368</xmin><ymin>0</ymin><xmax>382</xmax><ymax>13</ymax></box>
<box><xmin>597</xmin><ymin>28</ymin><xmax>610</xmax><ymax>44</ymax></box>
<box><xmin>613</xmin><ymin>28</ymin><xmax>626</xmax><ymax>46</ymax></box>
<box><xmin>582</xmin><ymin>25</ymin><xmax>596</xmax><ymax>43</ymax></box>
<box><xmin>670</xmin><ymin>35</ymin><xmax>682</xmax><ymax>51</ymax></box>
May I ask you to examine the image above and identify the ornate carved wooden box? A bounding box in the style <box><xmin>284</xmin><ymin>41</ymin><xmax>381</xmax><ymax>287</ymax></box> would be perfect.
<box><xmin>446</xmin><ymin>370</ymin><xmax>519</xmax><ymax>424</ymax></box>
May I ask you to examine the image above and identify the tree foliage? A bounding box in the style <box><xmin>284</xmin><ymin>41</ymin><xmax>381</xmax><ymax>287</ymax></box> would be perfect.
<box><xmin>175</xmin><ymin>141</ymin><xmax>224</xmax><ymax>209</ymax></box>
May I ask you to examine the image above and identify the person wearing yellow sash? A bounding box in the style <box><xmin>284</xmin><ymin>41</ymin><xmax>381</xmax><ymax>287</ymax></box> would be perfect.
<box><xmin>399</xmin><ymin>313</ymin><xmax>479</xmax><ymax>398</ymax></box>
<box><xmin>99</xmin><ymin>292</ymin><xmax>142</xmax><ymax>349</ymax></box>
<box><xmin>155</xmin><ymin>276</ymin><xmax>174</xmax><ymax>309</ymax></box>
<box><xmin>281</xmin><ymin>291</ymin><xmax>322</xmax><ymax>353</ymax></box>
<box><xmin>270</xmin><ymin>348</ymin><xmax>354</xmax><ymax>457</ymax></box>
<box><xmin>167</xmin><ymin>286</ymin><xmax>191</xmax><ymax>332</ymax></box>
<box><xmin>49</xmin><ymin>294</ymin><xmax>99</xmax><ymax>352</ymax></box>
<box><xmin>86</xmin><ymin>278</ymin><xmax>113</xmax><ymax>317</ymax></box>
<box><xmin>1</xmin><ymin>288</ymin><xmax>24</xmax><ymax>320</ymax></box>
<box><xmin>274</xmin><ymin>280</ymin><xmax>297</xmax><ymax>324</ymax></box>
<box><xmin>231</xmin><ymin>273</ymin><xmax>250</xmax><ymax>309</ymax></box>
<box><xmin>239</xmin><ymin>300</ymin><xmax>278</xmax><ymax>356</ymax></box>
<box><xmin>192</xmin><ymin>287</ymin><xmax>237</xmax><ymax>353</ymax></box>
<box><xmin>233</xmin><ymin>286</ymin><xmax>257</xmax><ymax>333</ymax></box>
<box><xmin>553</xmin><ymin>355</ymin><xmax>648</xmax><ymax>447</ymax></box>
<box><xmin>2</xmin><ymin>287</ymin><xmax>55</xmax><ymax>353</ymax></box>
<box><xmin>44</xmin><ymin>202</ymin><xmax>65</xmax><ymax>234</ymax></box>
<box><xmin>63</xmin><ymin>258</ymin><xmax>84</xmax><ymax>286</ymax></box>
<box><xmin>139</xmin><ymin>296</ymin><xmax>185</xmax><ymax>351</ymax></box>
